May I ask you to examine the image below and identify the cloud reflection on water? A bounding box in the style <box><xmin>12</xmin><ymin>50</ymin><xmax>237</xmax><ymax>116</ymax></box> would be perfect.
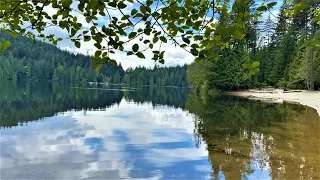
<box><xmin>0</xmin><ymin>98</ymin><xmax>210</xmax><ymax>179</ymax></box>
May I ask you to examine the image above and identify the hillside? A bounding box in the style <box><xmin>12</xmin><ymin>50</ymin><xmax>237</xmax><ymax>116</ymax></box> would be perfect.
<box><xmin>0</xmin><ymin>31</ymin><xmax>188</xmax><ymax>87</ymax></box>
<box><xmin>0</xmin><ymin>31</ymin><xmax>124</xmax><ymax>83</ymax></box>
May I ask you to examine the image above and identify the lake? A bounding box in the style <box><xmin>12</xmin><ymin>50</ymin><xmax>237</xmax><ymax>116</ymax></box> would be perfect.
<box><xmin>0</xmin><ymin>81</ymin><xmax>319</xmax><ymax>179</ymax></box>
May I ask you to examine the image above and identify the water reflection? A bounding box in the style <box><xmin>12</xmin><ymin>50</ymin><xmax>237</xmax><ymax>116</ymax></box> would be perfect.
<box><xmin>0</xmin><ymin>81</ymin><xmax>123</xmax><ymax>128</ymax></box>
<box><xmin>0</xmin><ymin>81</ymin><xmax>319</xmax><ymax>179</ymax></box>
<box><xmin>1</xmin><ymin>99</ymin><xmax>211</xmax><ymax>179</ymax></box>
<box><xmin>187</xmin><ymin>95</ymin><xmax>320</xmax><ymax>179</ymax></box>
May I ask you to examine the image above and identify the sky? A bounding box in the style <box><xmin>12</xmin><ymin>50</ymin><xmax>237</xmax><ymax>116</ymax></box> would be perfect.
<box><xmin>40</xmin><ymin>0</ymin><xmax>282</xmax><ymax>70</ymax></box>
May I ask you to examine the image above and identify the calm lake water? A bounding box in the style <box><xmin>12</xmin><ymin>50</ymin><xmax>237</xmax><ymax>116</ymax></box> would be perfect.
<box><xmin>0</xmin><ymin>81</ymin><xmax>319</xmax><ymax>179</ymax></box>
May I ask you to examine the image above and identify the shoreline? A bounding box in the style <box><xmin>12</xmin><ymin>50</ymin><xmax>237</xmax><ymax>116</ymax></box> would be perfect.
<box><xmin>231</xmin><ymin>90</ymin><xmax>320</xmax><ymax>116</ymax></box>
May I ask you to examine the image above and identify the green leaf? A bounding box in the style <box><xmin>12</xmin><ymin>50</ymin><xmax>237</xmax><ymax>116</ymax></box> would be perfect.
<box><xmin>95</xmin><ymin>50</ymin><xmax>102</xmax><ymax>57</ymax></box>
<box><xmin>190</xmin><ymin>49</ymin><xmax>198</xmax><ymax>56</ymax></box>
<box><xmin>118</xmin><ymin>2</ymin><xmax>127</xmax><ymax>9</ymax></box>
<box><xmin>95</xmin><ymin>63</ymin><xmax>103</xmax><ymax>70</ymax></box>
<box><xmin>214</xmin><ymin>35</ymin><xmax>221</xmax><ymax>41</ymax></box>
<box><xmin>144</xmin><ymin>27</ymin><xmax>151</xmax><ymax>35</ymax></box>
<box><xmin>94</xmin><ymin>42</ymin><xmax>101</xmax><ymax>49</ymax></box>
<box><xmin>181</xmin><ymin>44</ymin><xmax>188</xmax><ymax>48</ymax></box>
<box><xmin>160</xmin><ymin>36</ymin><xmax>167</xmax><ymax>43</ymax></box>
<box><xmin>251</xmin><ymin>61</ymin><xmax>260</xmax><ymax>69</ymax></box>
<box><xmin>131</xmin><ymin>9</ymin><xmax>138</xmax><ymax>15</ymax></box>
<box><xmin>2</xmin><ymin>41</ymin><xmax>11</xmax><ymax>48</ymax></box>
<box><xmin>182</xmin><ymin>37</ymin><xmax>190</xmax><ymax>44</ymax></box>
<box><xmin>191</xmin><ymin>44</ymin><xmax>199</xmax><ymax>49</ymax></box>
<box><xmin>194</xmin><ymin>35</ymin><xmax>203</xmax><ymax>41</ymax></box>
<box><xmin>257</xmin><ymin>6</ymin><xmax>267</xmax><ymax>12</ymax></box>
<box><xmin>250</xmin><ymin>68</ymin><xmax>260</xmax><ymax>75</ymax></box>
<box><xmin>110</xmin><ymin>59</ymin><xmax>117</xmax><ymax>65</ymax></box>
<box><xmin>267</xmin><ymin>2</ymin><xmax>277</xmax><ymax>8</ymax></box>
<box><xmin>159</xmin><ymin>59</ymin><xmax>165</xmax><ymax>64</ymax></box>
<box><xmin>194</xmin><ymin>57</ymin><xmax>201</xmax><ymax>64</ymax></box>
<box><xmin>293</xmin><ymin>3</ymin><xmax>308</xmax><ymax>14</ymax></box>
<box><xmin>140</xmin><ymin>5</ymin><xmax>147</xmax><ymax>14</ymax></box>
<box><xmin>85</xmin><ymin>17</ymin><xmax>91</xmax><ymax>23</ymax></box>
<box><xmin>160</xmin><ymin>51</ymin><xmax>165</xmax><ymax>58</ymax></box>
<box><xmin>10</xmin><ymin>31</ymin><xmax>18</xmax><ymax>38</ymax></box>
<box><xmin>84</xmin><ymin>36</ymin><xmax>90</xmax><ymax>42</ymax></box>
<box><xmin>153</xmin><ymin>37</ymin><xmax>158</xmax><ymax>43</ymax></box>
<box><xmin>127</xmin><ymin>51</ymin><xmax>134</xmax><ymax>56</ymax></box>
<box><xmin>146</xmin><ymin>0</ymin><xmax>153</xmax><ymax>6</ymax></box>
<box><xmin>132</xmin><ymin>44</ymin><xmax>139</xmax><ymax>52</ymax></box>
<box><xmin>61</xmin><ymin>0</ymin><xmax>72</xmax><ymax>7</ymax></box>
<box><xmin>75</xmin><ymin>41</ymin><xmax>80</xmax><ymax>48</ymax></box>
<box><xmin>242</xmin><ymin>63</ymin><xmax>251</xmax><ymax>69</ymax></box>
<box><xmin>129</xmin><ymin>32</ymin><xmax>137</xmax><ymax>39</ymax></box>
<box><xmin>108</xmin><ymin>1</ymin><xmax>117</xmax><ymax>7</ymax></box>
<box><xmin>102</xmin><ymin>52</ymin><xmax>108</xmax><ymax>57</ymax></box>
<box><xmin>136</xmin><ymin>52</ymin><xmax>145</xmax><ymax>59</ymax></box>
<box><xmin>232</xmin><ymin>31</ymin><xmax>245</xmax><ymax>40</ymax></box>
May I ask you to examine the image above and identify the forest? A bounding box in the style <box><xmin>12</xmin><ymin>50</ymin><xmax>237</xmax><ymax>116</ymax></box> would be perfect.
<box><xmin>0</xmin><ymin>31</ymin><xmax>188</xmax><ymax>87</ymax></box>
<box><xmin>0</xmin><ymin>1</ymin><xmax>319</xmax><ymax>91</ymax></box>
<box><xmin>187</xmin><ymin>0</ymin><xmax>320</xmax><ymax>91</ymax></box>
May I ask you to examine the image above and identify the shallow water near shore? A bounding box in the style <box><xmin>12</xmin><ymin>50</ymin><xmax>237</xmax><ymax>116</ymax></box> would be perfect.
<box><xmin>1</xmin><ymin>81</ymin><xmax>319</xmax><ymax>179</ymax></box>
<box><xmin>233</xmin><ymin>90</ymin><xmax>320</xmax><ymax>116</ymax></box>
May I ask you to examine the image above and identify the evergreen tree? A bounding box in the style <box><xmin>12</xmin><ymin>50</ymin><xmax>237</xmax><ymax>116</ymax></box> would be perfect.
<box><xmin>149</xmin><ymin>76</ymin><xmax>154</xmax><ymax>86</ymax></box>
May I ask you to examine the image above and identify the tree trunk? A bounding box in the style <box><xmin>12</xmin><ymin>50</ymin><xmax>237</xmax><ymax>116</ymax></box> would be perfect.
<box><xmin>309</xmin><ymin>13</ymin><xmax>315</xmax><ymax>91</ymax></box>
<box><xmin>309</xmin><ymin>48</ymin><xmax>314</xmax><ymax>90</ymax></box>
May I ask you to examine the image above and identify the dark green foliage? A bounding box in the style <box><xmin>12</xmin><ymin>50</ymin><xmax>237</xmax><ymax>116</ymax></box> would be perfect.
<box><xmin>258</xmin><ymin>0</ymin><xmax>320</xmax><ymax>89</ymax></box>
<box><xmin>187</xmin><ymin>0</ymin><xmax>257</xmax><ymax>92</ymax></box>
<box><xmin>187</xmin><ymin>0</ymin><xmax>320</xmax><ymax>91</ymax></box>
<box><xmin>187</xmin><ymin>50</ymin><xmax>253</xmax><ymax>91</ymax></box>
<box><xmin>0</xmin><ymin>31</ymin><xmax>124</xmax><ymax>84</ymax></box>
<box><xmin>0</xmin><ymin>31</ymin><xmax>188</xmax><ymax>87</ymax></box>
<box><xmin>0</xmin><ymin>0</ymin><xmax>273</xmax><ymax>64</ymax></box>
<box><xmin>123</xmin><ymin>65</ymin><xmax>188</xmax><ymax>87</ymax></box>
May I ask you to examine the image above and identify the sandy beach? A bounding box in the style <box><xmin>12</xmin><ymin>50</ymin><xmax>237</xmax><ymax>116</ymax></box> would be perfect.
<box><xmin>232</xmin><ymin>90</ymin><xmax>320</xmax><ymax>116</ymax></box>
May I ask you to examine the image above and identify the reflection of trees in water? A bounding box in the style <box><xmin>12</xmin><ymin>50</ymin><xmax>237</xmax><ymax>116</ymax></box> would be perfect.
<box><xmin>186</xmin><ymin>94</ymin><xmax>320</xmax><ymax>179</ymax></box>
<box><xmin>0</xmin><ymin>82</ymin><xmax>189</xmax><ymax>128</ymax></box>
<box><xmin>0</xmin><ymin>81</ymin><xmax>123</xmax><ymax>128</ymax></box>
<box><xmin>1</xmin><ymin>82</ymin><xmax>319</xmax><ymax>179</ymax></box>
<box><xmin>123</xmin><ymin>86</ymin><xmax>189</xmax><ymax>109</ymax></box>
